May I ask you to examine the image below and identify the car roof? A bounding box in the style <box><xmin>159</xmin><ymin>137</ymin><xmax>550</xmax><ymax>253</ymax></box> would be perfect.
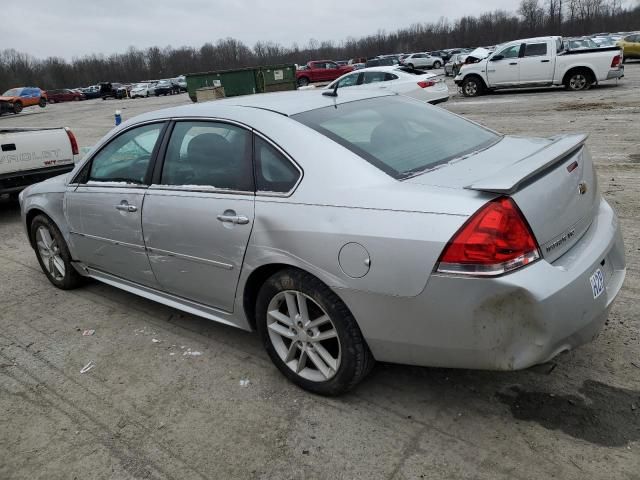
<box><xmin>139</xmin><ymin>89</ymin><xmax>396</xmax><ymax>119</ymax></box>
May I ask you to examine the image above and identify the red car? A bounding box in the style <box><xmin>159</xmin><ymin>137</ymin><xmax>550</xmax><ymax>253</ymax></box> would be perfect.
<box><xmin>47</xmin><ymin>89</ymin><xmax>86</xmax><ymax>103</ymax></box>
<box><xmin>296</xmin><ymin>61</ymin><xmax>353</xmax><ymax>87</ymax></box>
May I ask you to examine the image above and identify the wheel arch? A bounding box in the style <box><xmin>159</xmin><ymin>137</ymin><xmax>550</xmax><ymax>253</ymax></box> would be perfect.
<box><xmin>562</xmin><ymin>66</ymin><xmax>596</xmax><ymax>86</ymax></box>
<box><xmin>462</xmin><ymin>73</ymin><xmax>487</xmax><ymax>89</ymax></box>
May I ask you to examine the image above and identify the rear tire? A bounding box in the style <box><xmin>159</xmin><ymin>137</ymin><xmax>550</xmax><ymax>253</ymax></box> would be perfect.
<box><xmin>433</xmin><ymin>61</ymin><xmax>442</xmax><ymax>69</ymax></box>
<box><xmin>297</xmin><ymin>77</ymin><xmax>309</xmax><ymax>87</ymax></box>
<box><xmin>564</xmin><ymin>69</ymin><xmax>592</xmax><ymax>91</ymax></box>
<box><xmin>39</xmin><ymin>98</ymin><xmax>46</xmax><ymax>108</ymax></box>
<box><xmin>461</xmin><ymin>76</ymin><xmax>483</xmax><ymax>97</ymax></box>
<box><xmin>407</xmin><ymin>63</ymin><xmax>415</xmax><ymax>69</ymax></box>
<box><xmin>30</xmin><ymin>214</ymin><xmax>82</xmax><ymax>290</ymax></box>
<box><xmin>256</xmin><ymin>268</ymin><xmax>374</xmax><ymax>395</ymax></box>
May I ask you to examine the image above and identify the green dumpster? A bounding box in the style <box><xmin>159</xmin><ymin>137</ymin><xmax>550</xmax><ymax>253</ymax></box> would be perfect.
<box><xmin>186</xmin><ymin>64</ymin><xmax>296</xmax><ymax>102</ymax></box>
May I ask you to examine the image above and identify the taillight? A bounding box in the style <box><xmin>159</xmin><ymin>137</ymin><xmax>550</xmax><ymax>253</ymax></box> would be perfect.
<box><xmin>436</xmin><ymin>197</ymin><xmax>540</xmax><ymax>276</ymax></box>
<box><xmin>417</xmin><ymin>80</ymin><xmax>437</xmax><ymax>88</ymax></box>
<box><xmin>611</xmin><ymin>55</ymin><xmax>621</xmax><ymax>67</ymax></box>
<box><xmin>65</xmin><ymin>127</ymin><xmax>79</xmax><ymax>156</ymax></box>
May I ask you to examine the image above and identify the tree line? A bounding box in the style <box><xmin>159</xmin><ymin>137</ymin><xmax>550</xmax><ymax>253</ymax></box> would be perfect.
<box><xmin>1</xmin><ymin>0</ymin><xmax>638</xmax><ymax>90</ymax></box>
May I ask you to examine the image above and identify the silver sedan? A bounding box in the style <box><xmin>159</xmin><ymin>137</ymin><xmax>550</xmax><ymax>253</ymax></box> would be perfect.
<box><xmin>19</xmin><ymin>90</ymin><xmax>626</xmax><ymax>395</ymax></box>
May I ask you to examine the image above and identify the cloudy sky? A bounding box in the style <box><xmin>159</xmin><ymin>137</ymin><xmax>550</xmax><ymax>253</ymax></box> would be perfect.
<box><xmin>3</xmin><ymin>0</ymin><xmax>524</xmax><ymax>60</ymax></box>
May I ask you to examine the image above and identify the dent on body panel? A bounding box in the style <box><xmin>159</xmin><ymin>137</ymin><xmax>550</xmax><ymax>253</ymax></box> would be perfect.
<box><xmin>472</xmin><ymin>288</ymin><xmax>548</xmax><ymax>370</ymax></box>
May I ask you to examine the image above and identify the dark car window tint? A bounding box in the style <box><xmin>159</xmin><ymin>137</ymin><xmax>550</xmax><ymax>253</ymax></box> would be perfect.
<box><xmin>525</xmin><ymin>43</ymin><xmax>548</xmax><ymax>56</ymax></box>
<box><xmin>88</xmin><ymin>123</ymin><xmax>163</xmax><ymax>184</ymax></box>
<box><xmin>384</xmin><ymin>73</ymin><xmax>398</xmax><ymax>81</ymax></box>
<box><xmin>161</xmin><ymin>121</ymin><xmax>253</xmax><ymax>191</ymax></box>
<box><xmin>363</xmin><ymin>72</ymin><xmax>386</xmax><ymax>84</ymax></box>
<box><xmin>254</xmin><ymin>136</ymin><xmax>300</xmax><ymax>193</ymax></box>
<box><xmin>293</xmin><ymin>96</ymin><xmax>499</xmax><ymax>180</ymax></box>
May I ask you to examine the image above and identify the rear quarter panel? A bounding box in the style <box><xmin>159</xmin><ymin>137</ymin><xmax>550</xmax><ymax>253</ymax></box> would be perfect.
<box><xmin>554</xmin><ymin>50</ymin><xmax>619</xmax><ymax>83</ymax></box>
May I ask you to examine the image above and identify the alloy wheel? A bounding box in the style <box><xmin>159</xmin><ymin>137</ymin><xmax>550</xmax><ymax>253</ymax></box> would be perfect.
<box><xmin>464</xmin><ymin>81</ymin><xmax>478</xmax><ymax>96</ymax></box>
<box><xmin>569</xmin><ymin>74</ymin><xmax>587</xmax><ymax>90</ymax></box>
<box><xmin>36</xmin><ymin>226</ymin><xmax>65</xmax><ymax>281</ymax></box>
<box><xmin>266</xmin><ymin>290</ymin><xmax>341</xmax><ymax>382</ymax></box>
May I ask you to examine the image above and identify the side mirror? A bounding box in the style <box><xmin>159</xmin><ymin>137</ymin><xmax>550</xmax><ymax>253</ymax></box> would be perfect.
<box><xmin>491</xmin><ymin>55</ymin><xmax>504</xmax><ymax>61</ymax></box>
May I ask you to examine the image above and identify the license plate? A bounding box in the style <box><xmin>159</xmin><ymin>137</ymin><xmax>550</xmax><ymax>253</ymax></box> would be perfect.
<box><xmin>589</xmin><ymin>268</ymin><xmax>605</xmax><ymax>299</ymax></box>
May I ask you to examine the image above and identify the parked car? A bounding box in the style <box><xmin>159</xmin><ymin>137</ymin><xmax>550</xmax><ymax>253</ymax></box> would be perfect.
<box><xmin>0</xmin><ymin>87</ymin><xmax>47</xmax><ymax>114</ymax></box>
<box><xmin>429</xmin><ymin>50</ymin><xmax>454</xmax><ymax>63</ymax></box>
<box><xmin>18</xmin><ymin>89</ymin><xmax>626</xmax><ymax>395</ymax></box>
<box><xmin>130</xmin><ymin>83</ymin><xmax>152</xmax><ymax>98</ymax></box>
<box><xmin>81</xmin><ymin>85</ymin><xmax>101</xmax><ymax>99</ymax></box>
<box><xmin>0</xmin><ymin>126</ymin><xmax>79</xmax><ymax>195</ymax></box>
<box><xmin>365</xmin><ymin>57</ymin><xmax>399</xmax><ymax>68</ymax></box>
<box><xmin>47</xmin><ymin>89</ymin><xmax>85</xmax><ymax>103</ymax></box>
<box><xmin>401</xmin><ymin>53</ymin><xmax>444</xmax><ymax>69</ymax></box>
<box><xmin>295</xmin><ymin>61</ymin><xmax>353</xmax><ymax>87</ymax></box>
<box><xmin>154</xmin><ymin>79</ymin><xmax>180</xmax><ymax>96</ymax></box>
<box><xmin>99</xmin><ymin>82</ymin><xmax>126</xmax><ymax>100</ymax></box>
<box><xmin>444</xmin><ymin>53</ymin><xmax>468</xmax><ymax>76</ymax></box>
<box><xmin>617</xmin><ymin>33</ymin><xmax>640</xmax><ymax>61</ymax></box>
<box><xmin>455</xmin><ymin>36</ymin><xmax>624</xmax><ymax>97</ymax></box>
<box><xmin>326</xmin><ymin>66</ymin><xmax>449</xmax><ymax>104</ymax></box>
<box><xmin>172</xmin><ymin>75</ymin><xmax>187</xmax><ymax>92</ymax></box>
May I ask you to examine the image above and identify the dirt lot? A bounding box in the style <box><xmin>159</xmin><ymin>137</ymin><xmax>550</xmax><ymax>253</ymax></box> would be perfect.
<box><xmin>1</xmin><ymin>66</ymin><xmax>639</xmax><ymax>480</ymax></box>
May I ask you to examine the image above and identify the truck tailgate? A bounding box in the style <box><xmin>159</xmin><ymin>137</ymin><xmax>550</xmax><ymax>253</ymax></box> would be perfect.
<box><xmin>0</xmin><ymin>128</ymin><xmax>75</xmax><ymax>176</ymax></box>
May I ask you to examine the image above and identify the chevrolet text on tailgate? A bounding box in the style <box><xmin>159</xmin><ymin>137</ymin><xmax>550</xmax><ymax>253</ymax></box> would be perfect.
<box><xmin>454</xmin><ymin>35</ymin><xmax>624</xmax><ymax>96</ymax></box>
<box><xmin>0</xmin><ymin>127</ymin><xmax>79</xmax><ymax>195</ymax></box>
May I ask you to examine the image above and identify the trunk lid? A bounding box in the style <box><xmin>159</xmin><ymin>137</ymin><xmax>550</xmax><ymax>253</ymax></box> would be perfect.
<box><xmin>407</xmin><ymin>134</ymin><xmax>599</xmax><ymax>262</ymax></box>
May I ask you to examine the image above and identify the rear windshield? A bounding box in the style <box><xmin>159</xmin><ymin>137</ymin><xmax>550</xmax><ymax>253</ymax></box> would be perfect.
<box><xmin>292</xmin><ymin>96</ymin><xmax>500</xmax><ymax>179</ymax></box>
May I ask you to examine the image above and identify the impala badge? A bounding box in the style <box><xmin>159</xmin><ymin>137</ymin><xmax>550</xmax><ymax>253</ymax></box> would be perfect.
<box><xmin>578</xmin><ymin>182</ymin><xmax>588</xmax><ymax>195</ymax></box>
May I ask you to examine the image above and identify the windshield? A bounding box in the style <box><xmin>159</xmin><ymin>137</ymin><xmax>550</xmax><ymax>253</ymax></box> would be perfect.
<box><xmin>293</xmin><ymin>96</ymin><xmax>499</xmax><ymax>179</ymax></box>
<box><xmin>2</xmin><ymin>88</ymin><xmax>21</xmax><ymax>97</ymax></box>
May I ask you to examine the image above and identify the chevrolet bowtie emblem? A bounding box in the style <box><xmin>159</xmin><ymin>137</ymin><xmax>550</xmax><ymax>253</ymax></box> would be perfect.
<box><xmin>578</xmin><ymin>182</ymin><xmax>588</xmax><ymax>195</ymax></box>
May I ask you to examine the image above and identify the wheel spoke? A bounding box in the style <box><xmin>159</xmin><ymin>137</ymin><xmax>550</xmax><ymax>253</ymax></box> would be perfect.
<box><xmin>38</xmin><ymin>227</ymin><xmax>53</xmax><ymax>250</ymax></box>
<box><xmin>36</xmin><ymin>240</ymin><xmax>48</xmax><ymax>253</ymax></box>
<box><xmin>267</xmin><ymin>321</ymin><xmax>295</xmax><ymax>339</ymax></box>
<box><xmin>296</xmin><ymin>292</ymin><xmax>310</xmax><ymax>324</ymax></box>
<box><xmin>296</xmin><ymin>348</ymin><xmax>307</xmax><ymax>373</ymax></box>
<box><xmin>268</xmin><ymin>309</ymin><xmax>293</xmax><ymax>327</ymax></box>
<box><xmin>48</xmin><ymin>256</ymin><xmax>55</xmax><ymax>274</ymax></box>
<box><xmin>284</xmin><ymin>341</ymin><xmax>298</xmax><ymax>363</ymax></box>
<box><xmin>284</xmin><ymin>292</ymin><xmax>299</xmax><ymax>319</ymax></box>
<box><xmin>306</xmin><ymin>348</ymin><xmax>331</xmax><ymax>379</ymax></box>
<box><xmin>314</xmin><ymin>328</ymin><xmax>337</xmax><ymax>342</ymax></box>
<box><xmin>52</xmin><ymin>256</ymin><xmax>65</xmax><ymax>277</ymax></box>
<box><xmin>313</xmin><ymin>343</ymin><xmax>338</xmax><ymax>372</ymax></box>
<box><xmin>307</xmin><ymin>315</ymin><xmax>330</xmax><ymax>329</ymax></box>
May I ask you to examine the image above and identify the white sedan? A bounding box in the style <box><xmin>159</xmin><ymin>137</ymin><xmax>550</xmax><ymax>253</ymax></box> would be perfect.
<box><xmin>326</xmin><ymin>66</ymin><xmax>449</xmax><ymax>104</ymax></box>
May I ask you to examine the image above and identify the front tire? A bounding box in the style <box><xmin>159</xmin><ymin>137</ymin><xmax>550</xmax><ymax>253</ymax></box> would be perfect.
<box><xmin>433</xmin><ymin>61</ymin><xmax>442</xmax><ymax>69</ymax></box>
<box><xmin>461</xmin><ymin>76</ymin><xmax>483</xmax><ymax>97</ymax></box>
<box><xmin>30</xmin><ymin>215</ymin><xmax>82</xmax><ymax>290</ymax></box>
<box><xmin>256</xmin><ymin>269</ymin><xmax>374</xmax><ymax>395</ymax></box>
<box><xmin>297</xmin><ymin>77</ymin><xmax>310</xmax><ymax>87</ymax></box>
<box><xmin>39</xmin><ymin>98</ymin><xmax>47</xmax><ymax>108</ymax></box>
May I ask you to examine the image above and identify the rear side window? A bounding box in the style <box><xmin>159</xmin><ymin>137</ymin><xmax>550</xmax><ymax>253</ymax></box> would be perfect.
<box><xmin>254</xmin><ymin>136</ymin><xmax>300</xmax><ymax>193</ymax></box>
<box><xmin>293</xmin><ymin>96</ymin><xmax>499</xmax><ymax>180</ymax></box>
<box><xmin>524</xmin><ymin>43</ymin><xmax>548</xmax><ymax>56</ymax></box>
<box><xmin>161</xmin><ymin>121</ymin><xmax>253</xmax><ymax>191</ymax></box>
<box><xmin>363</xmin><ymin>72</ymin><xmax>387</xmax><ymax>84</ymax></box>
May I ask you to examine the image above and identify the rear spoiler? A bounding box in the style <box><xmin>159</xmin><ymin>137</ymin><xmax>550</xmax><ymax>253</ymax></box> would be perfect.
<box><xmin>465</xmin><ymin>134</ymin><xmax>588</xmax><ymax>194</ymax></box>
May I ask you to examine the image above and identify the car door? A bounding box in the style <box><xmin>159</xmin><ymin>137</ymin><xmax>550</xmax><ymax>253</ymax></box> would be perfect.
<box><xmin>65</xmin><ymin>121</ymin><xmax>166</xmax><ymax>287</ymax></box>
<box><xmin>142</xmin><ymin>120</ymin><xmax>255</xmax><ymax>312</ymax></box>
<box><xmin>486</xmin><ymin>43</ymin><xmax>522</xmax><ymax>86</ymax></box>
<box><xmin>518</xmin><ymin>41</ymin><xmax>554</xmax><ymax>84</ymax></box>
<box><xmin>323</xmin><ymin>62</ymin><xmax>340</xmax><ymax>81</ymax></box>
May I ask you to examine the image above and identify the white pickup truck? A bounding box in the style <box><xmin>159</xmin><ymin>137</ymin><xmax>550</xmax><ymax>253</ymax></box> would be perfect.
<box><xmin>0</xmin><ymin>127</ymin><xmax>79</xmax><ymax>196</ymax></box>
<box><xmin>454</xmin><ymin>36</ymin><xmax>624</xmax><ymax>97</ymax></box>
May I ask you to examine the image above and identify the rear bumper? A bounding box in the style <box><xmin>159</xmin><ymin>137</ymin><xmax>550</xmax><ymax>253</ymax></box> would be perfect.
<box><xmin>337</xmin><ymin>198</ymin><xmax>625</xmax><ymax>370</ymax></box>
<box><xmin>0</xmin><ymin>164</ymin><xmax>75</xmax><ymax>194</ymax></box>
<box><xmin>606</xmin><ymin>67</ymin><xmax>624</xmax><ymax>80</ymax></box>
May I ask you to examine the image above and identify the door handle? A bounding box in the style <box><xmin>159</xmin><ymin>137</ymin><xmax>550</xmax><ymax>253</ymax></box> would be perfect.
<box><xmin>115</xmin><ymin>202</ymin><xmax>138</xmax><ymax>212</ymax></box>
<box><xmin>509</xmin><ymin>62</ymin><xmax>518</xmax><ymax>65</ymax></box>
<box><xmin>541</xmin><ymin>59</ymin><xmax>550</xmax><ymax>63</ymax></box>
<box><xmin>217</xmin><ymin>214</ymin><xmax>249</xmax><ymax>225</ymax></box>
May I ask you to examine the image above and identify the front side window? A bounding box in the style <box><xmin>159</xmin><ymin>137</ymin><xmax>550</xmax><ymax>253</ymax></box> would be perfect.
<box><xmin>496</xmin><ymin>44</ymin><xmax>521</xmax><ymax>59</ymax></box>
<box><xmin>293</xmin><ymin>96</ymin><xmax>499</xmax><ymax>180</ymax></box>
<box><xmin>161</xmin><ymin>121</ymin><xmax>253</xmax><ymax>191</ymax></box>
<box><xmin>254</xmin><ymin>136</ymin><xmax>300</xmax><ymax>193</ymax></box>
<box><xmin>86</xmin><ymin>123</ymin><xmax>163</xmax><ymax>184</ymax></box>
<box><xmin>524</xmin><ymin>42</ymin><xmax>548</xmax><ymax>56</ymax></box>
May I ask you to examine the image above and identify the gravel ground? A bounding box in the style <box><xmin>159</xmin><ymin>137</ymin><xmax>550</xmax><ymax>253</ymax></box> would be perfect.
<box><xmin>1</xmin><ymin>65</ymin><xmax>639</xmax><ymax>480</ymax></box>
